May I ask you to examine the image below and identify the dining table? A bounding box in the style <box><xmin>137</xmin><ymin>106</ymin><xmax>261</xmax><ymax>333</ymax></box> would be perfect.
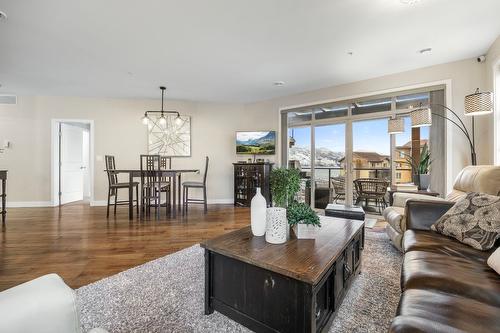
<box><xmin>108</xmin><ymin>169</ymin><xmax>199</xmax><ymax>219</ymax></box>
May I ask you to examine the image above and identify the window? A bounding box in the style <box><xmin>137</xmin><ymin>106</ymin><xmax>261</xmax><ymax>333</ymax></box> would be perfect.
<box><xmin>282</xmin><ymin>87</ymin><xmax>445</xmax><ymax>208</ymax></box>
<box><xmin>313</xmin><ymin>103</ymin><xmax>349</xmax><ymax>120</ymax></box>
<box><xmin>395</xmin><ymin>92</ymin><xmax>430</xmax><ymax>110</ymax></box>
<box><xmin>352</xmin><ymin>97</ymin><xmax>391</xmax><ymax>115</ymax></box>
<box><xmin>394</xmin><ymin>116</ymin><xmax>430</xmax><ymax>184</ymax></box>
<box><xmin>288</xmin><ymin>110</ymin><xmax>312</xmax><ymax>125</ymax></box>
<box><xmin>288</xmin><ymin>126</ymin><xmax>311</xmax><ymax>204</ymax></box>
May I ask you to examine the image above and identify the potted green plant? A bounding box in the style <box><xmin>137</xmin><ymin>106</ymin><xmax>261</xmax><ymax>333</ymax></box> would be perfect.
<box><xmin>401</xmin><ymin>143</ymin><xmax>432</xmax><ymax>190</ymax></box>
<box><xmin>287</xmin><ymin>201</ymin><xmax>321</xmax><ymax>239</ymax></box>
<box><xmin>265</xmin><ymin>168</ymin><xmax>300</xmax><ymax>244</ymax></box>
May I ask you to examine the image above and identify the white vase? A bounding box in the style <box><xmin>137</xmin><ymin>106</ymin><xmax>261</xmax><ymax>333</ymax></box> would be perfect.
<box><xmin>250</xmin><ymin>187</ymin><xmax>267</xmax><ymax>236</ymax></box>
<box><xmin>265</xmin><ymin>207</ymin><xmax>287</xmax><ymax>244</ymax></box>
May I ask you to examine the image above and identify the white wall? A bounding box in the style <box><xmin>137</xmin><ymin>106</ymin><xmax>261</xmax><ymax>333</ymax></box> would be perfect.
<box><xmin>0</xmin><ymin>96</ymin><xmax>277</xmax><ymax>205</ymax></box>
<box><xmin>484</xmin><ymin>36</ymin><xmax>500</xmax><ymax>164</ymax></box>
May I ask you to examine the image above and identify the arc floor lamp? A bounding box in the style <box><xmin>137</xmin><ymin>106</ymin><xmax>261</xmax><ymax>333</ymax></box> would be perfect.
<box><xmin>388</xmin><ymin>88</ymin><xmax>494</xmax><ymax>165</ymax></box>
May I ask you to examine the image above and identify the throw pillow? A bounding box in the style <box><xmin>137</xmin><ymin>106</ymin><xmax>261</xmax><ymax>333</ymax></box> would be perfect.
<box><xmin>431</xmin><ymin>192</ymin><xmax>500</xmax><ymax>251</ymax></box>
<box><xmin>488</xmin><ymin>247</ymin><xmax>500</xmax><ymax>275</ymax></box>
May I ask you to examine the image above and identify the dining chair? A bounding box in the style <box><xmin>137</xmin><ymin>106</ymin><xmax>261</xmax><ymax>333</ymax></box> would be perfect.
<box><xmin>140</xmin><ymin>154</ymin><xmax>161</xmax><ymax>218</ymax></box>
<box><xmin>105</xmin><ymin>155</ymin><xmax>139</xmax><ymax>218</ymax></box>
<box><xmin>182</xmin><ymin>156</ymin><xmax>209</xmax><ymax>214</ymax></box>
<box><xmin>159</xmin><ymin>155</ymin><xmax>172</xmax><ymax>210</ymax></box>
<box><xmin>160</xmin><ymin>156</ymin><xmax>172</xmax><ymax>170</ymax></box>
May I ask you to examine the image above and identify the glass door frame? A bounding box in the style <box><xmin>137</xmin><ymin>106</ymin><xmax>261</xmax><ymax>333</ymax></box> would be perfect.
<box><xmin>282</xmin><ymin>86</ymin><xmax>444</xmax><ymax>209</ymax></box>
<box><xmin>288</xmin><ymin>112</ymin><xmax>394</xmax><ymax>208</ymax></box>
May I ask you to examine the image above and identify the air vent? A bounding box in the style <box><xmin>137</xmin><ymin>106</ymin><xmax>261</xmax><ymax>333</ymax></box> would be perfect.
<box><xmin>0</xmin><ymin>95</ymin><xmax>17</xmax><ymax>105</ymax></box>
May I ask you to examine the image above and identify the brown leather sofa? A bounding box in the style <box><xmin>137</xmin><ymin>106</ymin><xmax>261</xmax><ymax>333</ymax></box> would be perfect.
<box><xmin>389</xmin><ymin>200</ymin><xmax>500</xmax><ymax>333</ymax></box>
<box><xmin>384</xmin><ymin>165</ymin><xmax>500</xmax><ymax>251</ymax></box>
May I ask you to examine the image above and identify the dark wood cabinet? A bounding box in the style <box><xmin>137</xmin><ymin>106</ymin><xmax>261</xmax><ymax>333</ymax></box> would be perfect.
<box><xmin>203</xmin><ymin>219</ymin><xmax>364</xmax><ymax>333</ymax></box>
<box><xmin>233</xmin><ymin>163</ymin><xmax>273</xmax><ymax>207</ymax></box>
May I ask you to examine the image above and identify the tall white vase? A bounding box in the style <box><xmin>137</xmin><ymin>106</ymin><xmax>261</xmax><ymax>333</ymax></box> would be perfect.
<box><xmin>250</xmin><ymin>187</ymin><xmax>267</xmax><ymax>236</ymax></box>
<box><xmin>265</xmin><ymin>207</ymin><xmax>287</xmax><ymax>244</ymax></box>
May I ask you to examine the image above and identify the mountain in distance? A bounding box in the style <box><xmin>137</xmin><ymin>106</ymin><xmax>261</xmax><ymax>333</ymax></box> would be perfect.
<box><xmin>237</xmin><ymin>131</ymin><xmax>275</xmax><ymax>145</ymax></box>
<box><xmin>289</xmin><ymin>146</ymin><xmax>344</xmax><ymax>167</ymax></box>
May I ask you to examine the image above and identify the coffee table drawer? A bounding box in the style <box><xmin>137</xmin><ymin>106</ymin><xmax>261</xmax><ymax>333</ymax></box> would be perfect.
<box><xmin>209</xmin><ymin>252</ymin><xmax>308</xmax><ymax>332</ymax></box>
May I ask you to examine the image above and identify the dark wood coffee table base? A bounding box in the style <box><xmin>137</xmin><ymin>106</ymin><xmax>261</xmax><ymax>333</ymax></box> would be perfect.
<box><xmin>203</xmin><ymin>220</ymin><xmax>364</xmax><ymax>333</ymax></box>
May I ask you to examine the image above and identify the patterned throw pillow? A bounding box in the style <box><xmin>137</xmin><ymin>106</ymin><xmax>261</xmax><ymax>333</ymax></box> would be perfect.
<box><xmin>431</xmin><ymin>192</ymin><xmax>500</xmax><ymax>251</ymax></box>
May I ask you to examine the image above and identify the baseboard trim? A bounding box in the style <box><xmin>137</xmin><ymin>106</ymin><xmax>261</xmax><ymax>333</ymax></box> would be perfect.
<box><xmin>90</xmin><ymin>200</ymin><xmax>107</xmax><ymax>207</ymax></box>
<box><xmin>7</xmin><ymin>199</ymin><xmax>235</xmax><ymax>208</ymax></box>
<box><xmin>91</xmin><ymin>199</ymin><xmax>234</xmax><ymax>206</ymax></box>
<box><xmin>207</xmin><ymin>199</ymin><xmax>234</xmax><ymax>205</ymax></box>
<box><xmin>6</xmin><ymin>201</ymin><xmax>56</xmax><ymax>208</ymax></box>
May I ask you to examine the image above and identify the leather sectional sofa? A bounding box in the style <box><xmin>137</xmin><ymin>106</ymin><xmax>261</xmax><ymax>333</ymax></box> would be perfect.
<box><xmin>384</xmin><ymin>165</ymin><xmax>500</xmax><ymax>252</ymax></box>
<box><xmin>389</xmin><ymin>200</ymin><xmax>500</xmax><ymax>333</ymax></box>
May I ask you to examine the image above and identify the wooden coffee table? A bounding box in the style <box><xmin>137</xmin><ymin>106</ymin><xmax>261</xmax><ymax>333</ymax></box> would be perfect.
<box><xmin>202</xmin><ymin>216</ymin><xmax>364</xmax><ymax>333</ymax></box>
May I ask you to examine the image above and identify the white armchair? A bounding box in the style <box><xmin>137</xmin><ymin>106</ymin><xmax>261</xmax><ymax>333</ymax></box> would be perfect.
<box><xmin>383</xmin><ymin>165</ymin><xmax>500</xmax><ymax>251</ymax></box>
<box><xmin>0</xmin><ymin>274</ymin><xmax>107</xmax><ymax>333</ymax></box>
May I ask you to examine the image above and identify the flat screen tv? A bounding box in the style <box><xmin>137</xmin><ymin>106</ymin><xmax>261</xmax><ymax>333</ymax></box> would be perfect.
<box><xmin>236</xmin><ymin>131</ymin><xmax>276</xmax><ymax>155</ymax></box>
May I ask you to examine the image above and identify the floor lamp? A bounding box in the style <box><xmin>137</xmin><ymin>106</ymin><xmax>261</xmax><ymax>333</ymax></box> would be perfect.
<box><xmin>388</xmin><ymin>89</ymin><xmax>494</xmax><ymax>166</ymax></box>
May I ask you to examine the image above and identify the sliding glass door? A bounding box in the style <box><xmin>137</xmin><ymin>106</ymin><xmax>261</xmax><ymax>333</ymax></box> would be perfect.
<box><xmin>287</xmin><ymin>126</ymin><xmax>311</xmax><ymax>204</ymax></box>
<box><xmin>282</xmin><ymin>87</ymin><xmax>445</xmax><ymax>212</ymax></box>
<box><xmin>314</xmin><ymin>123</ymin><xmax>346</xmax><ymax>208</ymax></box>
<box><xmin>351</xmin><ymin>118</ymin><xmax>391</xmax><ymax>182</ymax></box>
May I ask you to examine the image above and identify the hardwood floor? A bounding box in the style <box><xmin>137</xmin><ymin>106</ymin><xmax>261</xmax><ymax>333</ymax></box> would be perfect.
<box><xmin>0</xmin><ymin>203</ymin><xmax>250</xmax><ymax>291</ymax></box>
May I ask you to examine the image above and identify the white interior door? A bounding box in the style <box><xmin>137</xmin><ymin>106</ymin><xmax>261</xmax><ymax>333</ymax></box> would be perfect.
<box><xmin>60</xmin><ymin>123</ymin><xmax>84</xmax><ymax>204</ymax></box>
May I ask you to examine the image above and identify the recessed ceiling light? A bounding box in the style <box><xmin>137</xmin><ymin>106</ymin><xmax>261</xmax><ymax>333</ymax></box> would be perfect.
<box><xmin>400</xmin><ymin>0</ymin><xmax>422</xmax><ymax>4</ymax></box>
<box><xmin>419</xmin><ymin>48</ymin><xmax>432</xmax><ymax>54</ymax></box>
<box><xmin>273</xmin><ymin>81</ymin><xmax>285</xmax><ymax>87</ymax></box>
<box><xmin>0</xmin><ymin>11</ymin><xmax>7</xmax><ymax>21</ymax></box>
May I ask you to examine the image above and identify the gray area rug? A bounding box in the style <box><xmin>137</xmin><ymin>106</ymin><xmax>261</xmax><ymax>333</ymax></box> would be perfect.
<box><xmin>77</xmin><ymin>231</ymin><xmax>402</xmax><ymax>333</ymax></box>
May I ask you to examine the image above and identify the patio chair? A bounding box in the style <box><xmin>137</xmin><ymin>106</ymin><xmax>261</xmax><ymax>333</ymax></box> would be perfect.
<box><xmin>330</xmin><ymin>177</ymin><xmax>345</xmax><ymax>203</ymax></box>
<box><xmin>354</xmin><ymin>178</ymin><xmax>389</xmax><ymax>213</ymax></box>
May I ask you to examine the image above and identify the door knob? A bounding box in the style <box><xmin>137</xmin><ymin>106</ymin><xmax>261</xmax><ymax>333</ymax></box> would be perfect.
<box><xmin>80</xmin><ymin>166</ymin><xmax>87</xmax><ymax>170</ymax></box>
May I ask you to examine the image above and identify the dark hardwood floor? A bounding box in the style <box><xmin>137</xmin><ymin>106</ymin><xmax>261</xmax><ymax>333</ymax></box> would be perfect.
<box><xmin>0</xmin><ymin>203</ymin><xmax>250</xmax><ymax>291</ymax></box>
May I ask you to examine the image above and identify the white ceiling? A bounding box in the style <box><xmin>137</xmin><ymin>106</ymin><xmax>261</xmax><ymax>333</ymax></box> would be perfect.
<box><xmin>0</xmin><ymin>0</ymin><xmax>499</xmax><ymax>103</ymax></box>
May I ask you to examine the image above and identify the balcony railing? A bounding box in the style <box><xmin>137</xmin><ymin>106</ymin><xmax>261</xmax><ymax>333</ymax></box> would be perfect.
<box><xmin>298</xmin><ymin>166</ymin><xmax>412</xmax><ymax>188</ymax></box>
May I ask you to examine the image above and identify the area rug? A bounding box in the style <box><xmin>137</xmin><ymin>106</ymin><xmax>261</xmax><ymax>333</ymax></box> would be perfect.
<box><xmin>77</xmin><ymin>231</ymin><xmax>402</xmax><ymax>333</ymax></box>
<box><xmin>364</xmin><ymin>217</ymin><xmax>378</xmax><ymax>229</ymax></box>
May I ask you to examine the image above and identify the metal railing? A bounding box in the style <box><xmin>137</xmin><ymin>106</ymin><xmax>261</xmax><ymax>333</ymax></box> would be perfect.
<box><xmin>298</xmin><ymin>166</ymin><xmax>412</xmax><ymax>188</ymax></box>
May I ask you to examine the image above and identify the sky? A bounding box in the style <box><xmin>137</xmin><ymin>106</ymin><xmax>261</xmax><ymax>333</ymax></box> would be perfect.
<box><xmin>289</xmin><ymin>117</ymin><xmax>429</xmax><ymax>156</ymax></box>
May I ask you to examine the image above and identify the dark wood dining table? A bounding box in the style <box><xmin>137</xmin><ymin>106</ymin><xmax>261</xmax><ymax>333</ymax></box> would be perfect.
<box><xmin>108</xmin><ymin>169</ymin><xmax>199</xmax><ymax>219</ymax></box>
